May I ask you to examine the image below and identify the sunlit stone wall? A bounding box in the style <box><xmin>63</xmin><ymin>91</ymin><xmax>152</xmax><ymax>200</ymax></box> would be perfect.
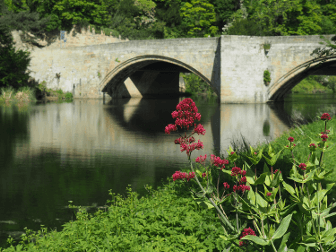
<box><xmin>23</xmin><ymin>35</ymin><xmax>332</xmax><ymax>103</ymax></box>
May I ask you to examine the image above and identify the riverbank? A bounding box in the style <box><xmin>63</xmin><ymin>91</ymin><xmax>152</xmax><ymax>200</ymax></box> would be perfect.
<box><xmin>0</xmin><ymin>86</ymin><xmax>73</xmax><ymax>104</ymax></box>
<box><xmin>1</xmin><ymin>112</ymin><xmax>335</xmax><ymax>251</ymax></box>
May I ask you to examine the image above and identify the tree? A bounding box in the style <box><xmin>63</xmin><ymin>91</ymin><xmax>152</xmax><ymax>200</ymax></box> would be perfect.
<box><xmin>0</xmin><ymin>24</ymin><xmax>31</xmax><ymax>89</ymax></box>
<box><xmin>29</xmin><ymin>0</ymin><xmax>109</xmax><ymax>31</ymax></box>
<box><xmin>180</xmin><ymin>0</ymin><xmax>218</xmax><ymax>37</ymax></box>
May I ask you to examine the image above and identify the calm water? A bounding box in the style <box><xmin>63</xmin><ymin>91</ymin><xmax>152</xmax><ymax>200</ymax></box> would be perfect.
<box><xmin>0</xmin><ymin>93</ymin><xmax>335</xmax><ymax>246</ymax></box>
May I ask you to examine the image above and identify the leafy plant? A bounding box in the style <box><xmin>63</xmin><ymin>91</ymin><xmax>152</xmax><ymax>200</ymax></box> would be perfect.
<box><xmin>264</xmin><ymin>70</ymin><xmax>271</xmax><ymax>86</ymax></box>
<box><xmin>165</xmin><ymin>98</ymin><xmax>336</xmax><ymax>251</ymax></box>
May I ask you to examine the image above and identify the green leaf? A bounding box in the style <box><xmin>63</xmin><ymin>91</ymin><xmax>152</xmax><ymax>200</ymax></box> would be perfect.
<box><xmin>272</xmin><ymin>214</ymin><xmax>292</xmax><ymax>240</ymax></box>
<box><xmin>278</xmin><ymin>232</ymin><xmax>291</xmax><ymax>252</ymax></box>
<box><xmin>282</xmin><ymin>181</ymin><xmax>295</xmax><ymax>196</ymax></box>
<box><xmin>256</xmin><ymin>192</ymin><xmax>268</xmax><ymax>208</ymax></box>
<box><xmin>254</xmin><ymin>173</ymin><xmax>267</xmax><ymax>185</ymax></box>
<box><xmin>241</xmin><ymin>235</ymin><xmax>270</xmax><ymax>246</ymax></box>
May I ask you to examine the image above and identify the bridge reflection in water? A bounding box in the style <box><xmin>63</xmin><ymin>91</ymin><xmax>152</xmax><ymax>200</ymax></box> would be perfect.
<box><xmin>18</xmin><ymin>99</ymin><xmax>289</xmax><ymax>194</ymax></box>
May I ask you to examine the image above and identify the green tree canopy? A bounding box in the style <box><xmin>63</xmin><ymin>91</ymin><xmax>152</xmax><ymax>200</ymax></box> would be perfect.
<box><xmin>180</xmin><ymin>0</ymin><xmax>218</xmax><ymax>37</ymax></box>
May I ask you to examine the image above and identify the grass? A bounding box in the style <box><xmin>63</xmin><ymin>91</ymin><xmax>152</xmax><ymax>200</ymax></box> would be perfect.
<box><xmin>0</xmin><ymin>87</ymin><xmax>36</xmax><ymax>104</ymax></box>
<box><xmin>292</xmin><ymin>76</ymin><xmax>333</xmax><ymax>94</ymax></box>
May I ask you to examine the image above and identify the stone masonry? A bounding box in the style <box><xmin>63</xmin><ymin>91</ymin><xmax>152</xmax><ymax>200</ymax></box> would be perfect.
<box><xmin>19</xmin><ymin>33</ymin><xmax>336</xmax><ymax>103</ymax></box>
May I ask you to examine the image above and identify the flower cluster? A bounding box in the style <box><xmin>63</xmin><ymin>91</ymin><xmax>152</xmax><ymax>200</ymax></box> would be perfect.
<box><xmin>321</xmin><ymin>113</ymin><xmax>331</xmax><ymax>121</ymax></box>
<box><xmin>321</xmin><ymin>134</ymin><xmax>328</xmax><ymax>142</ymax></box>
<box><xmin>299</xmin><ymin>163</ymin><xmax>307</xmax><ymax>171</ymax></box>
<box><xmin>309</xmin><ymin>143</ymin><xmax>317</xmax><ymax>152</ymax></box>
<box><xmin>165</xmin><ymin>98</ymin><xmax>205</xmax><ymax>157</ymax></box>
<box><xmin>223</xmin><ymin>182</ymin><xmax>230</xmax><ymax>189</ymax></box>
<box><xmin>168</xmin><ymin>98</ymin><xmax>202</xmax><ymax>131</ymax></box>
<box><xmin>172</xmin><ymin>171</ymin><xmax>195</xmax><ymax>181</ymax></box>
<box><xmin>266</xmin><ymin>192</ymin><xmax>272</xmax><ymax>197</ymax></box>
<box><xmin>288</xmin><ymin>136</ymin><xmax>294</xmax><ymax>142</ymax></box>
<box><xmin>195</xmin><ymin>155</ymin><xmax>207</xmax><ymax>165</ymax></box>
<box><xmin>239</xmin><ymin>227</ymin><xmax>256</xmax><ymax>246</ymax></box>
<box><xmin>210</xmin><ymin>154</ymin><xmax>229</xmax><ymax>170</ymax></box>
<box><xmin>180</xmin><ymin>140</ymin><xmax>204</xmax><ymax>155</ymax></box>
<box><xmin>231</xmin><ymin>167</ymin><xmax>250</xmax><ymax>193</ymax></box>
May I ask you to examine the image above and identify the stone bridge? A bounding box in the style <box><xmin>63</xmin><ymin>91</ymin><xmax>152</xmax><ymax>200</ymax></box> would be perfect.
<box><xmin>28</xmin><ymin>35</ymin><xmax>336</xmax><ymax>103</ymax></box>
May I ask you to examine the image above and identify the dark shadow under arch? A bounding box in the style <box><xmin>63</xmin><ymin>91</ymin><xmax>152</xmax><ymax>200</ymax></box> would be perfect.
<box><xmin>99</xmin><ymin>55</ymin><xmax>217</xmax><ymax>98</ymax></box>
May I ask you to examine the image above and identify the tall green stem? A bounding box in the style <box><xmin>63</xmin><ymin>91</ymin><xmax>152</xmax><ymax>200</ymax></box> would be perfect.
<box><xmin>188</xmin><ymin>158</ymin><xmax>234</xmax><ymax>232</ymax></box>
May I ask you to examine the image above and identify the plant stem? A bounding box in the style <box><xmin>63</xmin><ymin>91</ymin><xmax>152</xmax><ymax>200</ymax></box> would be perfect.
<box><xmin>271</xmin><ymin>240</ymin><xmax>278</xmax><ymax>252</ymax></box>
<box><xmin>189</xmin><ymin>159</ymin><xmax>234</xmax><ymax>232</ymax></box>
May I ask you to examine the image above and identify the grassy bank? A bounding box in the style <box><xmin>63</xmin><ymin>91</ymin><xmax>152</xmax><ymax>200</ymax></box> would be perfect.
<box><xmin>292</xmin><ymin>75</ymin><xmax>335</xmax><ymax>94</ymax></box>
<box><xmin>1</xmin><ymin>115</ymin><xmax>336</xmax><ymax>251</ymax></box>
<box><xmin>0</xmin><ymin>85</ymin><xmax>73</xmax><ymax>105</ymax></box>
<box><xmin>0</xmin><ymin>87</ymin><xmax>36</xmax><ymax>104</ymax></box>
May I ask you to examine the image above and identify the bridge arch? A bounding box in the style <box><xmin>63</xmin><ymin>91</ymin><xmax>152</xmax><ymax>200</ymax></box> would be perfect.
<box><xmin>99</xmin><ymin>55</ymin><xmax>216</xmax><ymax>98</ymax></box>
<box><xmin>268</xmin><ymin>56</ymin><xmax>336</xmax><ymax>101</ymax></box>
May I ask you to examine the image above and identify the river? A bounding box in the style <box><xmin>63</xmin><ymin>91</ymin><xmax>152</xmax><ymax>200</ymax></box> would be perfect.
<box><xmin>0</xmin><ymin>93</ymin><xmax>335</xmax><ymax>247</ymax></box>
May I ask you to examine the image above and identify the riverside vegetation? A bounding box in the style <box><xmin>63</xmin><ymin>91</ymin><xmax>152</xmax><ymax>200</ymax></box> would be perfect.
<box><xmin>2</xmin><ymin>98</ymin><xmax>336</xmax><ymax>251</ymax></box>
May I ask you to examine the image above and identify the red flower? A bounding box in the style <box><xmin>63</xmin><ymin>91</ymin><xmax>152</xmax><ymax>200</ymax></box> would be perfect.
<box><xmin>321</xmin><ymin>113</ymin><xmax>331</xmax><ymax>121</ymax></box>
<box><xmin>321</xmin><ymin>134</ymin><xmax>328</xmax><ymax>142</ymax></box>
<box><xmin>266</xmin><ymin>192</ymin><xmax>272</xmax><ymax>196</ymax></box>
<box><xmin>288</xmin><ymin>137</ymin><xmax>294</xmax><ymax>142</ymax></box>
<box><xmin>240</xmin><ymin>176</ymin><xmax>247</xmax><ymax>183</ymax></box>
<box><xmin>195</xmin><ymin>155</ymin><xmax>207</xmax><ymax>165</ymax></box>
<box><xmin>223</xmin><ymin>182</ymin><xmax>230</xmax><ymax>189</ymax></box>
<box><xmin>274</xmin><ymin>169</ymin><xmax>281</xmax><ymax>174</ymax></box>
<box><xmin>193</xmin><ymin>124</ymin><xmax>206</xmax><ymax>135</ymax></box>
<box><xmin>299</xmin><ymin>163</ymin><xmax>307</xmax><ymax>171</ymax></box>
<box><xmin>230</xmin><ymin>151</ymin><xmax>235</xmax><ymax>155</ymax></box>
<box><xmin>241</xmin><ymin>170</ymin><xmax>246</xmax><ymax>176</ymax></box>
<box><xmin>210</xmin><ymin>154</ymin><xmax>229</xmax><ymax>170</ymax></box>
<box><xmin>231</xmin><ymin>167</ymin><xmax>242</xmax><ymax>176</ymax></box>
<box><xmin>202</xmin><ymin>173</ymin><xmax>207</xmax><ymax>178</ymax></box>
<box><xmin>165</xmin><ymin>124</ymin><xmax>177</xmax><ymax>134</ymax></box>
<box><xmin>239</xmin><ymin>227</ymin><xmax>256</xmax><ymax>246</ymax></box>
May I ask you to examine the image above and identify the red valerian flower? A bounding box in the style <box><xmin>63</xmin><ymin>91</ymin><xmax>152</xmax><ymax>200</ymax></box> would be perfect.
<box><xmin>195</xmin><ymin>155</ymin><xmax>207</xmax><ymax>165</ymax></box>
<box><xmin>210</xmin><ymin>154</ymin><xmax>229</xmax><ymax>170</ymax></box>
<box><xmin>239</xmin><ymin>227</ymin><xmax>256</xmax><ymax>246</ymax></box>
<box><xmin>202</xmin><ymin>173</ymin><xmax>207</xmax><ymax>178</ymax></box>
<box><xmin>223</xmin><ymin>182</ymin><xmax>230</xmax><ymax>189</ymax></box>
<box><xmin>165</xmin><ymin>124</ymin><xmax>177</xmax><ymax>134</ymax></box>
<box><xmin>321</xmin><ymin>134</ymin><xmax>328</xmax><ymax>142</ymax></box>
<box><xmin>274</xmin><ymin>169</ymin><xmax>281</xmax><ymax>174</ymax></box>
<box><xmin>299</xmin><ymin>163</ymin><xmax>307</xmax><ymax>171</ymax></box>
<box><xmin>266</xmin><ymin>192</ymin><xmax>272</xmax><ymax>196</ymax></box>
<box><xmin>288</xmin><ymin>137</ymin><xmax>294</xmax><ymax>142</ymax></box>
<box><xmin>240</xmin><ymin>176</ymin><xmax>247</xmax><ymax>183</ymax></box>
<box><xmin>230</xmin><ymin>151</ymin><xmax>235</xmax><ymax>155</ymax></box>
<box><xmin>241</xmin><ymin>170</ymin><xmax>246</xmax><ymax>176</ymax></box>
<box><xmin>231</xmin><ymin>167</ymin><xmax>242</xmax><ymax>176</ymax></box>
<box><xmin>321</xmin><ymin>113</ymin><xmax>331</xmax><ymax>121</ymax></box>
<box><xmin>193</xmin><ymin>124</ymin><xmax>206</xmax><ymax>135</ymax></box>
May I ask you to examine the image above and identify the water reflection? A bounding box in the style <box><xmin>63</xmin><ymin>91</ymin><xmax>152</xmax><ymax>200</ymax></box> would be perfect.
<box><xmin>1</xmin><ymin>94</ymin><xmax>336</xmax><ymax>247</ymax></box>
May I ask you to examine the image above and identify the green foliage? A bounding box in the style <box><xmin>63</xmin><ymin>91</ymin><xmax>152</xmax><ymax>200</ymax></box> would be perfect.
<box><xmin>180</xmin><ymin>0</ymin><xmax>218</xmax><ymax>37</ymax></box>
<box><xmin>263</xmin><ymin>69</ymin><xmax>271</xmax><ymax>86</ymax></box>
<box><xmin>181</xmin><ymin>73</ymin><xmax>216</xmax><ymax>97</ymax></box>
<box><xmin>30</xmin><ymin>0</ymin><xmax>109</xmax><ymax>31</ymax></box>
<box><xmin>0</xmin><ymin>184</ymin><xmax>227</xmax><ymax>251</ymax></box>
<box><xmin>292</xmin><ymin>75</ymin><xmax>333</xmax><ymax>94</ymax></box>
<box><xmin>163</xmin><ymin>98</ymin><xmax>336</xmax><ymax>251</ymax></box>
<box><xmin>226</xmin><ymin>0</ymin><xmax>336</xmax><ymax>36</ymax></box>
<box><xmin>0</xmin><ymin>24</ymin><xmax>31</xmax><ymax>89</ymax></box>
